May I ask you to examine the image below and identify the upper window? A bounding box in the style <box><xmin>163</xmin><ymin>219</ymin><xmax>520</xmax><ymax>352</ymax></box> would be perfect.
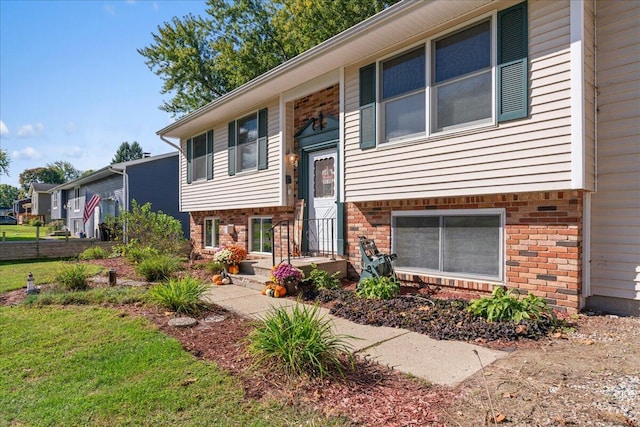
<box><xmin>52</xmin><ymin>192</ymin><xmax>58</xmax><ymax>209</ymax></box>
<box><xmin>73</xmin><ymin>187</ymin><xmax>80</xmax><ymax>211</ymax></box>
<box><xmin>392</xmin><ymin>210</ymin><xmax>504</xmax><ymax>281</ymax></box>
<box><xmin>432</xmin><ymin>20</ymin><xmax>492</xmax><ymax>132</ymax></box>
<box><xmin>186</xmin><ymin>130</ymin><xmax>213</xmax><ymax>183</ymax></box>
<box><xmin>237</xmin><ymin>114</ymin><xmax>258</xmax><ymax>172</ymax></box>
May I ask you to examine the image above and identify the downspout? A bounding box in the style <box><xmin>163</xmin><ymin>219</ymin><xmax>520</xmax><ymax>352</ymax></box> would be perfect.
<box><xmin>108</xmin><ymin>166</ymin><xmax>128</xmax><ymax>242</ymax></box>
<box><xmin>159</xmin><ymin>134</ymin><xmax>184</xmax><ymax>156</ymax></box>
<box><xmin>159</xmin><ymin>134</ymin><xmax>184</xmax><ymax>213</ymax></box>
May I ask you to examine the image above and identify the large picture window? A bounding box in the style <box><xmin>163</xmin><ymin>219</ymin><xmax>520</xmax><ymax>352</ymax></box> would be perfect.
<box><xmin>204</xmin><ymin>217</ymin><xmax>219</xmax><ymax>249</ymax></box>
<box><xmin>250</xmin><ymin>217</ymin><xmax>272</xmax><ymax>253</ymax></box>
<box><xmin>392</xmin><ymin>210</ymin><xmax>504</xmax><ymax>280</ymax></box>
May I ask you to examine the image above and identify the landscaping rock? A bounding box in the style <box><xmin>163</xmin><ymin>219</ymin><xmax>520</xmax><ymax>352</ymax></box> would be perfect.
<box><xmin>168</xmin><ymin>317</ymin><xmax>198</xmax><ymax>328</ymax></box>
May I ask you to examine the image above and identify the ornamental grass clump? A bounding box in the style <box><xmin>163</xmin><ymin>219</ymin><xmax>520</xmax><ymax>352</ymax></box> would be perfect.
<box><xmin>246</xmin><ymin>304</ymin><xmax>354</xmax><ymax>379</ymax></box>
<box><xmin>78</xmin><ymin>246</ymin><xmax>109</xmax><ymax>260</ymax></box>
<box><xmin>148</xmin><ymin>277</ymin><xmax>210</xmax><ymax>315</ymax></box>
<box><xmin>55</xmin><ymin>264</ymin><xmax>90</xmax><ymax>291</ymax></box>
<box><xmin>135</xmin><ymin>254</ymin><xmax>181</xmax><ymax>282</ymax></box>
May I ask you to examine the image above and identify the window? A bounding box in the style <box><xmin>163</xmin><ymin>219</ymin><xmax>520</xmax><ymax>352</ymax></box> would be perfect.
<box><xmin>73</xmin><ymin>187</ymin><xmax>80</xmax><ymax>211</ymax></box>
<box><xmin>228</xmin><ymin>108</ymin><xmax>268</xmax><ymax>175</ymax></box>
<box><xmin>432</xmin><ymin>20</ymin><xmax>492</xmax><ymax>132</ymax></box>
<box><xmin>314</xmin><ymin>157</ymin><xmax>335</xmax><ymax>198</ymax></box>
<box><xmin>186</xmin><ymin>130</ymin><xmax>213</xmax><ymax>183</ymax></box>
<box><xmin>204</xmin><ymin>217</ymin><xmax>220</xmax><ymax>249</ymax></box>
<box><xmin>52</xmin><ymin>192</ymin><xmax>58</xmax><ymax>209</ymax></box>
<box><xmin>250</xmin><ymin>217</ymin><xmax>272</xmax><ymax>253</ymax></box>
<box><xmin>392</xmin><ymin>210</ymin><xmax>504</xmax><ymax>280</ymax></box>
<box><xmin>359</xmin><ymin>1</ymin><xmax>528</xmax><ymax>148</ymax></box>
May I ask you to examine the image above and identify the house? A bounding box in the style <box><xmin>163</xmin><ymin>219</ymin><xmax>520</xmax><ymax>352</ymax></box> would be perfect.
<box><xmin>157</xmin><ymin>0</ymin><xmax>639</xmax><ymax>316</ymax></box>
<box><xmin>50</xmin><ymin>152</ymin><xmax>189</xmax><ymax>239</ymax></box>
<box><xmin>28</xmin><ymin>183</ymin><xmax>57</xmax><ymax>224</ymax></box>
<box><xmin>12</xmin><ymin>197</ymin><xmax>31</xmax><ymax>224</ymax></box>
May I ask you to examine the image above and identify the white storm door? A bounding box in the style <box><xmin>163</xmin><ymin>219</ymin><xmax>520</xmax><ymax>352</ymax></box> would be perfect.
<box><xmin>307</xmin><ymin>149</ymin><xmax>337</xmax><ymax>253</ymax></box>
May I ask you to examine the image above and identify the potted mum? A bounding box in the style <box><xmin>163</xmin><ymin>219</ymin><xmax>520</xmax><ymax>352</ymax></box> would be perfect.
<box><xmin>270</xmin><ymin>262</ymin><xmax>304</xmax><ymax>295</ymax></box>
<box><xmin>213</xmin><ymin>245</ymin><xmax>247</xmax><ymax>274</ymax></box>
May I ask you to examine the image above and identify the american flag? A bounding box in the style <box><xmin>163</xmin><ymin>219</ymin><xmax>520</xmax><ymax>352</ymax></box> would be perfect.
<box><xmin>83</xmin><ymin>190</ymin><xmax>101</xmax><ymax>223</ymax></box>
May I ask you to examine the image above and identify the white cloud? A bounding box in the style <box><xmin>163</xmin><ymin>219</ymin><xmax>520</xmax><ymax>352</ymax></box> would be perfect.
<box><xmin>16</xmin><ymin>123</ymin><xmax>44</xmax><ymax>138</ymax></box>
<box><xmin>104</xmin><ymin>3</ymin><xmax>116</xmax><ymax>16</ymax></box>
<box><xmin>66</xmin><ymin>122</ymin><xmax>77</xmax><ymax>134</ymax></box>
<box><xmin>0</xmin><ymin>120</ymin><xmax>8</xmax><ymax>137</ymax></box>
<box><xmin>12</xmin><ymin>146</ymin><xmax>42</xmax><ymax>160</ymax></box>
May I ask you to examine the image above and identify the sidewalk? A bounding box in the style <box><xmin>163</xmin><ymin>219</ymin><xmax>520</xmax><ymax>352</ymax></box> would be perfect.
<box><xmin>203</xmin><ymin>283</ymin><xmax>506</xmax><ymax>387</ymax></box>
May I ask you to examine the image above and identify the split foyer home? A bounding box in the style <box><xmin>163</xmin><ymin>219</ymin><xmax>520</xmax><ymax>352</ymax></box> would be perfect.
<box><xmin>157</xmin><ymin>0</ymin><xmax>640</xmax><ymax>315</ymax></box>
<box><xmin>50</xmin><ymin>152</ymin><xmax>189</xmax><ymax>239</ymax></box>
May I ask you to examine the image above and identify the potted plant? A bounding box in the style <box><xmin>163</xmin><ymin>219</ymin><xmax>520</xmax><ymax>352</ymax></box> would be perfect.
<box><xmin>213</xmin><ymin>245</ymin><xmax>247</xmax><ymax>274</ymax></box>
<box><xmin>270</xmin><ymin>262</ymin><xmax>304</xmax><ymax>295</ymax></box>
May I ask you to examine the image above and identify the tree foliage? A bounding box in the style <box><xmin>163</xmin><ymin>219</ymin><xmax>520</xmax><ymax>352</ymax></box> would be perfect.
<box><xmin>0</xmin><ymin>149</ymin><xmax>9</xmax><ymax>176</ymax></box>
<box><xmin>18</xmin><ymin>162</ymin><xmax>82</xmax><ymax>191</ymax></box>
<box><xmin>0</xmin><ymin>184</ymin><xmax>20</xmax><ymax>208</ymax></box>
<box><xmin>139</xmin><ymin>0</ymin><xmax>398</xmax><ymax>117</ymax></box>
<box><xmin>112</xmin><ymin>141</ymin><xmax>145</xmax><ymax>164</ymax></box>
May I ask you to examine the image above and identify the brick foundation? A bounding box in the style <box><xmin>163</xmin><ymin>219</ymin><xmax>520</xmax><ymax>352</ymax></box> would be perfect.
<box><xmin>346</xmin><ymin>191</ymin><xmax>583</xmax><ymax>313</ymax></box>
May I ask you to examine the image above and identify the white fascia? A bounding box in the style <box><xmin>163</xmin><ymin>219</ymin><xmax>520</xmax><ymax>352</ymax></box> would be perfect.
<box><xmin>570</xmin><ymin>0</ymin><xmax>586</xmax><ymax>188</ymax></box>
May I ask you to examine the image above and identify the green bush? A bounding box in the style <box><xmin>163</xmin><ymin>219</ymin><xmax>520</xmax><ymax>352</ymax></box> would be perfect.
<box><xmin>28</xmin><ymin>218</ymin><xmax>43</xmax><ymax>227</ymax></box>
<box><xmin>46</xmin><ymin>220</ymin><xmax>64</xmax><ymax>234</ymax></box>
<box><xmin>125</xmin><ymin>246</ymin><xmax>160</xmax><ymax>264</ymax></box>
<box><xmin>135</xmin><ymin>254</ymin><xmax>180</xmax><ymax>282</ymax></box>
<box><xmin>356</xmin><ymin>276</ymin><xmax>400</xmax><ymax>300</ymax></box>
<box><xmin>78</xmin><ymin>246</ymin><xmax>109</xmax><ymax>260</ymax></box>
<box><xmin>55</xmin><ymin>264</ymin><xmax>90</xmax><ymax>291</ymax></box>
<box><xmin>468</xmin><ymin>286</ymin><xmax>555</xmax><ymax>323</ymax></box>
<box><xmin>205</xmin><ymin>261</ymin><xmax>225</xmax><ymax>274</ymax></box>
<box><xmin>246</xmin><ymin>304</ymin><xmax>354</xmax><ymax>379</ymax></box>
<box><xmin>148</xmin><ymin>277</ymin><xmax>210</xmax><ymax>315</ymax></box>
<box><xmin>307</xmin><ymin>263</ymin><xmax>341</xmax><ymax>290</ymax></box>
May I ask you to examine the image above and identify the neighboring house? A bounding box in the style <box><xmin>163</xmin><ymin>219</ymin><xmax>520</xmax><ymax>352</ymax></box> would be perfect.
<box><xmin>12</xmin><ymin>198</ymin><xmax>31</xmax><ymax>224</ymax></box>
<box><xmin>50</xmin><ymin>152</ymin><xmax>189</xmax><ymax>239</ymax></box>
<box><xmin>28</xmin><ymin>183</ymin><xmax>57</xmax><ymax>223</ymax></box>
<box><xmin>157</xmin><ymin>0</ymin><xmax>639</xmax><ymax>316</ymax></box>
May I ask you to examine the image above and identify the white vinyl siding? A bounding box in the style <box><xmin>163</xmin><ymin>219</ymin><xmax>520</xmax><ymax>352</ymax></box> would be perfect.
<box><xmin>179</xmin><ymin>99</ymin><xmax>281</xmax><ymax>211</ymax></box>
<box><xmin>590</xmin><ymin>0</ymin><xmax>640</xmax><ymax>301</ymax></box>
<box><xmin>344</xmin><ymin>0</ymin><xmax>575</xmax><ymax>202</ymax></box>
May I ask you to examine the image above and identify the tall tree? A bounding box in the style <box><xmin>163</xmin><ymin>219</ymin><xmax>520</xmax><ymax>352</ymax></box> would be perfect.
<box><xmin>0</xmin><ymin>149</ymin><xmax>9</xmax><ymax>176</ymax></box>
<box><xmin>48</xmin><ymin>161</ymin><xmax>82</xmax><ymax>182</ymax></box>
<box><xmin>18</xmin><ymin>167</ymin><xmax>64</xmax><ymax>191</ymax></box>
<box><xmin>139</xmin><ymin>0</ymin><xmax>398</xmax><ymax>117</ymax></box>
<box><xmin>112</xmin><ymin>141</ymin><xmax>145</xmax><ymax>164</ymax></box>
<box><xmin>0</xmin><ymin>184</ymin><xmax>19</xmax><ymax>208</ymax></box>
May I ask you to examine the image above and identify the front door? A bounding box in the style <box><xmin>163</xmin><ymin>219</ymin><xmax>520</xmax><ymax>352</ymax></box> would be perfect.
<box><xmin>307</xmin><ymin>149</ymin><xmax>337</xmax><ymax>254</ymax></box>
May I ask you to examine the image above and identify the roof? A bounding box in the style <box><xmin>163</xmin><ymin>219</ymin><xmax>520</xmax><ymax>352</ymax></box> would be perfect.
<box><xmin>50</xmin><ymin>151</ymin><xmax>178</xmax><ymax>191</ymax></box>
<box><xmin>29</xmin><ymin>183</ymin><xmax>58</xmax><ymax>194</ymax></box>
<box><xmin>157</xmin><ymin>0</ymin><xmax>493</xmax><ymax>140</ymax></box>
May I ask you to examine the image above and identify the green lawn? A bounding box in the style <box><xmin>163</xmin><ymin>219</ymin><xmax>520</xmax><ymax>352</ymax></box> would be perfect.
<box><xmin>0</xmin><ymin>259</ymin><xmax>104</xmax><ymax>293</ymax></box>
<box><xmin>0</xmin><ymin>306</ymin><xmax>344</xmax><ymax>426</ymax></box>
<box><xmin>0</xmin><ymin>224</ymin><xmax>51</xmax><ymax>241</ymax></box>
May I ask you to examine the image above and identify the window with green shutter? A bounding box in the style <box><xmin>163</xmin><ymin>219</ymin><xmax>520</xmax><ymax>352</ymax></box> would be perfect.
<box><xmin>228</xmin><ymin>108</ymin><xmax>268</xmax><ymax>175</ymax></box>
<box><xmin>186</xmin><ymin>130</ymin><xmax>214</xmax><ymax>183</ymax></box>
<box><xmin>497</xmin><ymin>1</ymin><xmax>528</xmax><ymax>122</ymax></box>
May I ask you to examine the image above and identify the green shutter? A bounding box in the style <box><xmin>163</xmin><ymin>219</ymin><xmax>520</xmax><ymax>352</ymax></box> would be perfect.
<box><xmin>228</xmin><ymin>121</ymin><xmax>236</xmax><ymax>176</ymax></box>
<box><xmin>359</xmin><ymin>63</ymin><xmax>376</xmax><ymax>149</ymax></box>
<box><xmin>498</xmin><ymin>1</ymin><xmax>528</xmax><ymax>122</ymax></box>
<box><xmin>186</xmin><ymin>138</ymin><xmax>193</xmax><ymax>184</ymax></box>
<box><xmin>257</xmin><ymin>108</ymin><xmax>268</xmax><ymax>170</ymax></box>
<box><xmin>206</xmin><ymin>130</ymin><xmax>214</xmax><ymax>180</ymax></box>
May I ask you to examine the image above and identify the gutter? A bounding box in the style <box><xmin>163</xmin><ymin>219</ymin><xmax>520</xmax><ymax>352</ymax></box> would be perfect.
<box><xmin>159</xmin><ymin>135</ymin><xmax>184</xmax><ymax>156</ymax></box>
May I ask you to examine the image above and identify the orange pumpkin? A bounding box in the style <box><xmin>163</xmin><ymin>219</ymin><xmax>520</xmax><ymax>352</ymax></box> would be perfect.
<box><xmin>228</xmin><ymin>265</ymin><xmax>240</xmax><ymax>274</ymax></box>
<box><xmin>274</xmin><ymin>285</ymin><xmax>287</xmax><ymax>298</ymax></box>
<box><xmin>212</xmin><ymin>274</ymin><xmax>224</xmax><ymax>285</ymax></box>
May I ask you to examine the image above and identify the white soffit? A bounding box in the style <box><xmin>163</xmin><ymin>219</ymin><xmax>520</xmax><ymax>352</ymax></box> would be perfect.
<box><xmin>159</xmin><ymin>0</ymin><xmax>494</xmax><ymax>139</ymax></box>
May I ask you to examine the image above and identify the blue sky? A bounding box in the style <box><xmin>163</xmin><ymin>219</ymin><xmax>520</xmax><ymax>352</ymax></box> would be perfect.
<box><xmin>0</xmin><ymin>0</ymin><xmax>209</xmax><ymax>188</ymax></box>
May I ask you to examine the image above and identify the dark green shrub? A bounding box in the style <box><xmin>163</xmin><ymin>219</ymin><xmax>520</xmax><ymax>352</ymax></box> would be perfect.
<box><xmin>246</xmin><ymin>304</ymin><xmax>354</xmax><ymax>379</ymax></box>
<box><xmin>55</xmin><ymin>264</ymin><xmax>90</xmax><ymax>291</ymax></box>
<box><xmin>356</xmin><ymin>276</ymin><xmax>400</xmax><ymax>300</ymax></box>
<box><xmin>135</xmin><ymin>255</ymin><xmax>180</xmax><ymax>282</ymax></box>
<box><xmin>468</xmin><ymin>286</ymin><xmax>555</xmax><ymax>323</ymax></box>
<box><xmin>78</xmin><ymin>246</ymin><xmax>109</xmax><ymax>260</ymax></box>
<box><xmin>307</xmin><ymin>263</ymin><xmax>341</xmax><ymax>290</ymax></box>
<box><xmin>148</xmin><ymin>277</ymin><xmax>210</xmax><ymax>315</ymax></box>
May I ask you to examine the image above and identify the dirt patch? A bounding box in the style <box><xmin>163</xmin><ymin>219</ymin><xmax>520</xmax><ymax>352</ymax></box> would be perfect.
<box><xmin>3</xmin><ymin>258</ymin><xmax>639</xmax><ymax>426</ymax></box>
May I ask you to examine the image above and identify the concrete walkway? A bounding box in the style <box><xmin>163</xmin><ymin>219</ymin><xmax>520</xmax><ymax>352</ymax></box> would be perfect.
<box><xmin>203</xmin><ymin>283</ymin><xmax>505</xmax><ymax>386</ymax></box>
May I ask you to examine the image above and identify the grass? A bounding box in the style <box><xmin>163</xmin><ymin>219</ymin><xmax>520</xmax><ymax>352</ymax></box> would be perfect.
<box><xmin>0</xmin><ymin>224</ymin><xmax>68</xmax><ymax>241</ymax></box>
<box><xmin>0</xmin><ymin>259</ymin><xmax>103</xmax><ymax>293</ymax></box>
<box><xmin>0</xmin><ymin>305</ymin><xmax>349</xmax><ymax>426</ymax></box>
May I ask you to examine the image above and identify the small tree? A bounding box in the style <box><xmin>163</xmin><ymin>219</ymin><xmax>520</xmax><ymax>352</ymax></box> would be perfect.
<box><xmin>107</xmin><ymin>200</ymin><xmax>184</xmax><ymax>254</ymax></box>
<box><xmin>112</xmin><ymin>142</ymin><xmax>144</xmax><ymax>164</ymax></box>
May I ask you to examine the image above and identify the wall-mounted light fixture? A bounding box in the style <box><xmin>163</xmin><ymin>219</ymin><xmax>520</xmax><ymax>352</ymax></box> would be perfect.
<box><xmin>287</xmin><ymin>151</ymin><xmax>299</xmax><ymax>168</ymax></box>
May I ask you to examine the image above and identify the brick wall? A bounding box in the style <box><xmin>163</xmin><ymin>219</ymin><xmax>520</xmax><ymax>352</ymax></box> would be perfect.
<box><xmin>346</xmin><ymin>191</ymin><xmax>583</xmax><ymax>313</ymax></box>
<box><xmin>293</xmin><ymin>85</ymin><xmax>340</xmax><ymax>134</ymax></box>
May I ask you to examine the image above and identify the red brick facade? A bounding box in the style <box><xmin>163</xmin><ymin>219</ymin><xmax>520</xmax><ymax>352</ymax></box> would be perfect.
<box><xmin>346</xmin><ymin>191</ymin><xmax>583</xmax><ymax>313</ymax></box>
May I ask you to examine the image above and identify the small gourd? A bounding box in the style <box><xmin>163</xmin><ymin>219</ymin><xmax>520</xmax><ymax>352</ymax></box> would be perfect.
<box><xmin>212</xmin><ymin>274</ymin><xmax>223</xmax><ymax>285</ymax></box>
<box><xmin>266</xmin><ymin>288</ymin><xmax>275</xmax><ymax>298</ymax></box>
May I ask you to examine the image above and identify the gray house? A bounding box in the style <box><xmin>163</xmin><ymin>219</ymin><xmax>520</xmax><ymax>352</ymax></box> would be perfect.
<box><xmin>50</xmin><ymin>152</ymin><xmax>189</xmax><ymax>239</ymax></box>
<box><xmin>28</xmin><ymin>183</ymin><xmax>57</xmax><ymax>223</ymax></box>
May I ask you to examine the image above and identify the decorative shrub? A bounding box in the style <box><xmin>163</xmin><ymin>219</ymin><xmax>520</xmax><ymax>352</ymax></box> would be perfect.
<box><xmin>135</xmin><ymin>254</ymin><xmax>181</xmax><ymax>282</ymax></box>
<box><xmin>467</xmin><ymin>286</ymin><xmax>556</xmax><ymax>323</ymax></box>
<box><xmin>212</xmin><ymin>246</ymin><xmax>247</xmax><ymax>265</ymax></box>
<box><xmin>125</xmin><ymin>246</ymin><xmax>160</xmax><ymax>264</ymax></box>
<box><xmin>306</xmin><ymin>263</ymin><xmax>341</xmax><ymax>290</ymax></box>
<box><xmin>148</xmin><ymin>277</ymin><xmax>210</xmax><ymax>315</ymax></box>
<box><xmin>55</xmin><ymin>264</ymin><xmax>90</xmax><ymax>291</ymax></box>
<box><xmin>46</xmin><ymin>220</ymin><xmax>64</xmax><ymax>234</ymax></box>
<box><xmin>270</xmin><ymin>262</ymin><xmax>304</xmax><ymax>287</ymax></box>
<box><xmin>205</xmin><ymin>261</ymin><xmax>225</xmax><ymax>274</ymax></box>
<box><xmin>78</xmin><ymin>246</ymin><xmax>109</xmax><ymax>260</ymax></box>
<box><xmin>246</xmin><ymin>304</ymin><xmax>354</xmax><ymax>379</ymax></box>
<box><xmin>356</xmin><ymin>276</ymin><xmax>400</xmax><ymax>300</ymax></box>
